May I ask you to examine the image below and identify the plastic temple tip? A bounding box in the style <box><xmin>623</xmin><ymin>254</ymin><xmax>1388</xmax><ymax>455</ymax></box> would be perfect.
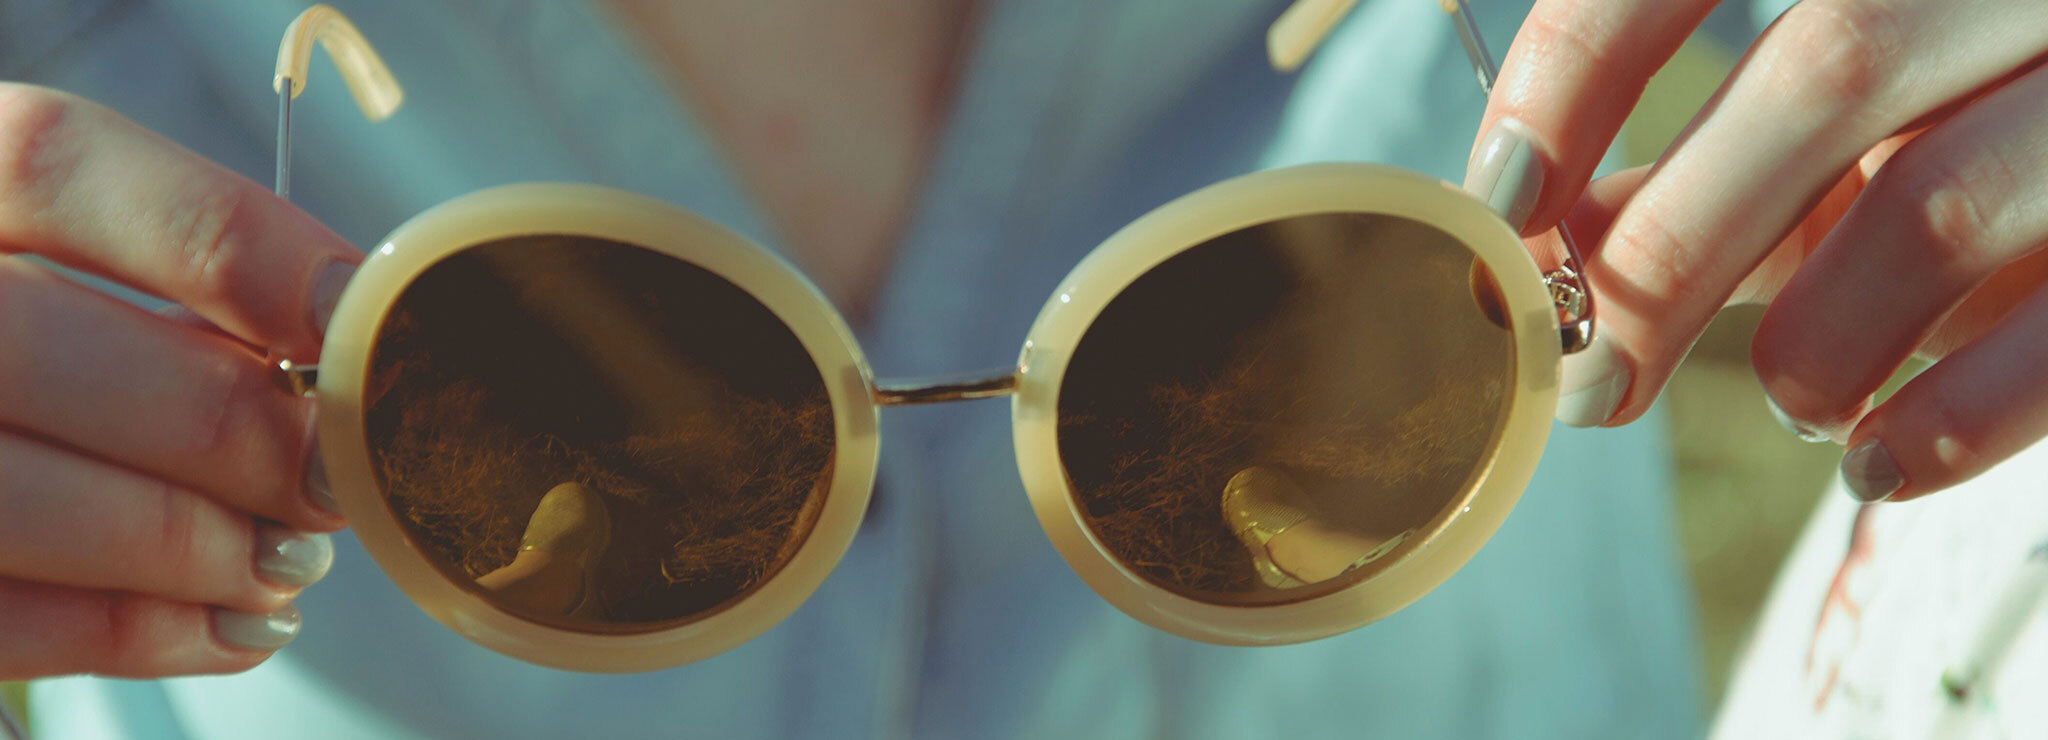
<box><xmin>271</xmin><ymin>4</ymin><xmax>403</xmax><ymax>122</ymax></box>
<box><xmin>1266</xmin><ymin>0</ymin><xmax>1364</xmax><ymax>72</ymax></box>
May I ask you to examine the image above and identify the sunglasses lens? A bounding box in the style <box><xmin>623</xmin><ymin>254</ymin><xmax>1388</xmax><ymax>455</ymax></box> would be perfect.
<box><xmin>366</xmin><ymin>236</ymin><xmax>835</xmax><ymax>632</ymax></box>
<box><xmin>1057</xmin><ymin>213</ymin><xmax>1517</xmax><ymax>605</ymax></box>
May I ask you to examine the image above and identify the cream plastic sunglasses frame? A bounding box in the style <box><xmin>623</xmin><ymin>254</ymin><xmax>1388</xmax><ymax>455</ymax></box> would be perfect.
<box><xmin>274</xmin><ymin>2</ymin><xmax>1570</xmax><ymax>671</ymax></box>
<box><xmin>320</xmin><ymin>185</ymin><xmax>884</xmax><ymax>672</ymax></box>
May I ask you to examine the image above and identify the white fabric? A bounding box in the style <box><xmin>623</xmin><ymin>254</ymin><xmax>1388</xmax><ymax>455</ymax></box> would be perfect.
<box><xmin>1711</xmin><ymin>438</ymin><xmax>2048</xmax><ymax>740</ymax></box>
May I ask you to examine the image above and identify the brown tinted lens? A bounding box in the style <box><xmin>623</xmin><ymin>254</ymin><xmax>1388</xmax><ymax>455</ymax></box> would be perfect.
<box><xmin>366</xmin><ymin>235</ymin><xmax>834</xmax><ymax>633</ymax></box>
<box><xmin>1057</xmin><ymin>213</ymin><xmax>1516</xmax><ymax>605</ymax></box>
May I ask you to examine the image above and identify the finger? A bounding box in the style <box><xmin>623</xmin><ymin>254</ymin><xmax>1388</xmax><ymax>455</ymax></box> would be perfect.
<box><xmin>0</xmin><ymin>578</ymin><xmax>299</xmax><ymax>680</ymax></box>
<box><xmin>0</xmin><ymin>84</ymin><xmax>359</xmax><ymax>360</ymax></box>
<box><xmin>1545</xmin><ymin>164</ymin><xmax>1867</xmax><ymax>307</ymax></box>
<box><xmin>1754</xmin><ymin>61</ymin><xmax>2048</xmax><ymax>439</ymax></box>
<box><xmin>1474</xmin><ymin>166</ymin><xmax>1650</xmax><ymax>327</ymax></box>
<box><xmin>1921</xmin><ymin>249</ymin><xmax>2048</xmax><ymax>359</ymax></box>
<box><xmin>1562</xmin><ymin>0</ymin><xmax>2048</xmax><ymax>427</ymax></box>
<box><xmin>1569</xmin><ymin>165</ymin><xmax>1653</xmax><ymax>234</ymax></box>
<box><xmin>1505</xmin><ymin>163</ymin><xmax>1650</xmax><ymax>281</ymax></box>
<box><xmin>0</xmin><ymin>258</ymin><xmax>338</xmax><ymax>530</ymax></box>
<box><xmin>0</xmin><ymin>430</ymin><xmax>332</xmax><ymax>611</ymax></box>
<box><xmin>157</xmin><ymin>303</ymin><xmax>248</xmax><ymax>345</ymax></box>
<box><xmin>1466</xmin><ymin>0</ymin><xmax>1717</xmax><ymax>232</ymax></box>
<box><xmin>1550</xmin><ymin>163</ymin><xmax>1868</xmax><ymax>284</ymax></box>
<box><xmin>1837</xmin><ymin>283</ymin><xmax>2048</xmax><ymax>503</ymax></box>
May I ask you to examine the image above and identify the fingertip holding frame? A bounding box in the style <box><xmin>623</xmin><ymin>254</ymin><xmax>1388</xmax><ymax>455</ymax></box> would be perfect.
<box><xmin>272</xmin><ymin>4</ymin><xmax>404</xmax><ymax>122</ymax></box>
<box><xmin>1845</xmin><ymin>285</ymin><xmax>2048</xmax><ymax>504</ymax></box>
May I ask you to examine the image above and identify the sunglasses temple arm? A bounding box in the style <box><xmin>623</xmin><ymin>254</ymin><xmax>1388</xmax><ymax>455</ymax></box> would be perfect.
<box><xmin>275</xmin><ymin>84</ymin><xmax>293</xmax><ymax>199</ymax></box>
<box><xmin>1441</xmin><ymin>0</ymin><xmax>1596</xmax><ymax>354</ymax></box>
<box><xmin>269</xmin><ymin>5</ymin><xmax>402</xmax><ymax>391</ymax></box>
<box><xmin>1445</xmin><ymin>0</ymin><xmax>1498</xmax><ymax>95</ymax></box>
<box><xmin>1266</xmin><ymin>0</ymin><xmax>1363</xmax><ymax>72</ymax></box>
<box><xmin>271</xmin><ymin>4</ymin><xmax>404</xmax><ymax>201</ymax></box>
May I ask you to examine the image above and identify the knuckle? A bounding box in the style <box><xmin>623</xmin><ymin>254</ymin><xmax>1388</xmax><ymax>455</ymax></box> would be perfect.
<box><xmin>1602</xmin><ymin>207</ymin><xmax>1719</xmax><ymax>312</ymax></box>
<box><xmin>1883</xmin><ymin>151</ymin><xmax>2014</xmax><ymax>271</ymax></box>
<box><xmin>146</xmin><ymin>481</ymin><xmax>207</xmax><ymax>592</ymax></box>
<box><xmin>1517</xmin><ymin>4</ymin><xmax>1623</xmax><ymax>72</ymax></box>
<box><xmin>182</xmin><ymin>354</ymin><xmax>258</xmax><ymax>461</ymax></box>
<box><xmin>93</xmin><ymin>591</ymin><xmax>157</xmax><ymax>676</ymax></box>
<box><xmin>0</xmin><ymin>84</ymin><xmax>82</xmax><ymax>217</ymax></box>
<box><xmin>1765</xmin><ymin>1</ymin><xmax>1902</xmax><ymax>113</ymax></box>
<box><xmin>168</xmin><ymin>182</ymin><xmax>262</xmax><ymax>306</ymax></box>
<box><xmin>92</xmin><ymin>593</ymin><xmax>236</xmax><ymax>678</ymax></box>
<box><xmin>1913</xmin><ymin>392</ymin><xmax>1990</xmax><ymax>474</ymax></box>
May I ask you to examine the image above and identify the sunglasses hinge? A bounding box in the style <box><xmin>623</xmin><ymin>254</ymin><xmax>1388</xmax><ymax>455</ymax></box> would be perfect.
<box><xmin>874</xmin><ymin>368</ymin><xmax>1021</xmax><ymax>406</ymax></box>
<box><xmin>1548</xmin><ymin>216</ymin><xmax>1597</xmax><ymax>355</ymax></box>
<box><xmin>1544</xmin><ymin>266</ymin><xmax>1595</xmax><ymax>355</ymax></box>
<box><xmin>274</xmin><ymin>358</ymin><xmax>319</xmax><ymax>397</ymax></box>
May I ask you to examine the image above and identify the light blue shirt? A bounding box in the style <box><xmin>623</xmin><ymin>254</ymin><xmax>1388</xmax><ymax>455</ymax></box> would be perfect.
<box><xmin>12</xmin><ymin>1</ymin><xmax>1721</xmax><ymax>737</ymax></box>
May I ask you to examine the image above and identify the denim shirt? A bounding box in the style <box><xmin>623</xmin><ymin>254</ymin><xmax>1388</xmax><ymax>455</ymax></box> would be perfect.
<box><xmin>13</xmin><ymin>1</ymin><xmax>1704</xmax><ymax>737</ymax></box>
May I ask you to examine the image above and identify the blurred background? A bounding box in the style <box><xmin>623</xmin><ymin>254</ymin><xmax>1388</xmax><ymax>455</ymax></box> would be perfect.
<box><xmin>0</xmin><ymin>27</ymin><xmax>1845</xmax><ymax>732</ymax></box>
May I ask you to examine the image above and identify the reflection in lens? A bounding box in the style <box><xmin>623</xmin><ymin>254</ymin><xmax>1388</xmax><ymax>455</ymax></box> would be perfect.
<box><xmin>1057</xmin><ymin>213</ymin><xmax>1515</xmax><ymax>605</ymax></box>
<box><xmin>366</xmin><ymin>235</ymin><xmax>834</xmax><ymax>633</ymax></box>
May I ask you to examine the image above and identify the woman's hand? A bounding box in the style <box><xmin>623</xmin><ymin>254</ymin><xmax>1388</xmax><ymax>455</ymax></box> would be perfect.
<box><xmin>0</xmin><ymin>84</ymin><xmax>356</xmax><ymax>678</ymax></box>
<box><xmin>1468</xmin><ymin>0</ymin><xmax>2048</xmax><ymax>502</ymax></box>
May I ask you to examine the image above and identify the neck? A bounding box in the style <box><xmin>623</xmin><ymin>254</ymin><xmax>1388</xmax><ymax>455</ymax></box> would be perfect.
<box><xmin>600</xmin><ymin>0</ymin><xmax>982</xmax><ymax>320</ymax></box>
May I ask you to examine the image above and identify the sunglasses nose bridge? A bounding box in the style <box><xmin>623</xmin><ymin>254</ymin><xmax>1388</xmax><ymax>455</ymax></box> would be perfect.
<box><xmin>873</xmin><ymin>367</ymin><xmax>1021</xmax><ymax>406</ymax></box>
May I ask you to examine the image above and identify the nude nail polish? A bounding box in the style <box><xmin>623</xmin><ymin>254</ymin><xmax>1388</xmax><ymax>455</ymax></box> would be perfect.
<box><xmin>1555</xmin><ymin>334</ymin><xmax>1628</xmax><ymax>428</ymax></box>
<box><xmin>1842</xmin><ymin>440</ymin><xmax>1904</xmax><ymax>502</ymax></box>
<box><xmin>255</xmin><ymin>527</ymin><xmax>334</xmax><ymax>588</ymax></box>
<box><xmin>213</xmin><ymin>605</ymin><xmax>302</xmax><ymax>651</ymax></box>
<box><xmin>1463</xmin><ymin>118</ymin><xmax>1544</xmax><ymax>232</ymax></box>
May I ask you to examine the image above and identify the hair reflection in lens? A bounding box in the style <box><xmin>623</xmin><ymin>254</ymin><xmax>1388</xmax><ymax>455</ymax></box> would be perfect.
<box><xmin>365</xmin><ymin>236</ymin><xmax>834</xmax><ymax>633</ymax></box>
<box><xmin>1058</xmin><ymin>214</ymin><xmax>1515</xmax><ymax>605</ymax></box>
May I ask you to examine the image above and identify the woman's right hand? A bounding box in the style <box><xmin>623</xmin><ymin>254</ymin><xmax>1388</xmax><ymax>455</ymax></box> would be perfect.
<box><xmin>1468</xmin><ymin>0</ymin><xmax>2048</xmax><ymax>503</ymax></box>
<box><xmin>0</xmin><ymin>84</ymin><xmax>357</xmax><ymax>679</ymax></box>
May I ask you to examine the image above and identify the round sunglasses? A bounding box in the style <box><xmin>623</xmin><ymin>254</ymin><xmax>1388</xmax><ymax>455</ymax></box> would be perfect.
<box><xmin>270</xmin><ymin>0</ymin><xmax>1598</xmax><ymax>672</ymax></box>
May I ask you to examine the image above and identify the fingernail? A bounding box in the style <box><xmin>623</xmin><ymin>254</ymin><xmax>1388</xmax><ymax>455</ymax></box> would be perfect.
<box><xmin>307</xmin><ymin>260</ymin><xmax>355</xmax><ymax>339</ymax></box>
<box><xmin>304</xmin><ymin>436</ymin><xmax>338</xmax><ymax>517</ymax></box>
<box><xmin>1463</xmin><ymin>118</ymin><xmax>1545</xmax><ymax>231</ymax></box>
<box><xmin>255</xmin><ymin>526</ymin><xmax>334</xmax><ymax>588</ymax></box>
<box><xmin>1766</xmin><ymin>395</ymin><xmax>1833</xmax><ymax>443</ymax></box>
<box><xmin>1841</xmin><ymin>440</ymin><xmax>1903</xmax><ymax>503</ymax></box>
<box><xmin>212</xmin><ymin>604</ymin><xmax>302</xmax><ymax>651</ymax></box>
<box><xmin>1556</xmin><ymin>335</ymin><xmax>1629</xmax><ymax>427</ymax></box>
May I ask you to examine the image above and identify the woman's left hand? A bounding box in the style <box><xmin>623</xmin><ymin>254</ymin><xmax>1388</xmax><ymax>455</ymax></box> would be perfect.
<box><xmin>1467</xmin><ymin>0</ymin><xmax>2048</xmax><ymax>502</ymax></box>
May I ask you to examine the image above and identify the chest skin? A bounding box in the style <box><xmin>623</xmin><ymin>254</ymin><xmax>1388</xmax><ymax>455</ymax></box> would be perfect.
<box><xmin>600</xmin><ymin>0</ymin><xmax>981</xmax><ymax>322</ymax></box>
